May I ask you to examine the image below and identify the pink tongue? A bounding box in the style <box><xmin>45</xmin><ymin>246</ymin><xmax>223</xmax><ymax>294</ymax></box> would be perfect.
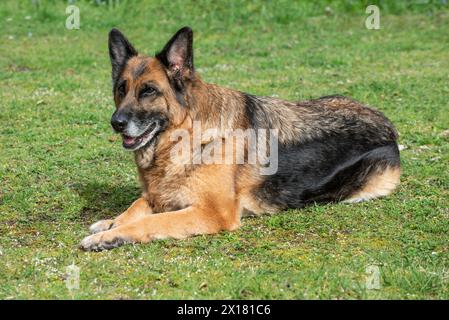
<box><xmin>124</xmin><ymin>136</ymin><xmax>136</xmax><ymax>145</ymax></box>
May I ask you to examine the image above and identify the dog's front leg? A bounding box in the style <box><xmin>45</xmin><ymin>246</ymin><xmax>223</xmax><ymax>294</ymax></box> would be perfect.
<box><xmin>88</xmin><ymin>197</ymin><xmax>153</xmax><ymax>234</ymax></box>
<box><xmin>80</xmin><ymin>204</ymin><xmax>240</xmax><ymax>251</ymax></box>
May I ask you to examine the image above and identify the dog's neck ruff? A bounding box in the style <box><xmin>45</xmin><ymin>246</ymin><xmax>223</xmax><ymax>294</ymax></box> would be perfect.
<box><xmin>134</xmin><ymin>144</ymin><xmax>155</xmax><ymax>169</ymax></box>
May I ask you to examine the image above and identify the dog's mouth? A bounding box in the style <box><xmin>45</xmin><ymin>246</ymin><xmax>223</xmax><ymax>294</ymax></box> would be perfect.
<box><xmin>122</xmin><ymin>121</ymin><xmax>160</xmax><ymax>151</ymax></box>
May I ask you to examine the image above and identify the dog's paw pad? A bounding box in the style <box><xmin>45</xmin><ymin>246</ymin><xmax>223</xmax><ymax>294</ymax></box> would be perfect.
<box><xmin>89</xmin><ymin>219</ymin><xmax>114</xmax><ymax>234</ymax></box>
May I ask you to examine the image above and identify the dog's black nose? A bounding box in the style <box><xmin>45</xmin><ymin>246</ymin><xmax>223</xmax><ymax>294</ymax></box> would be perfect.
<box><xmin>111</xmin><ymin>111</ymin><xmax>129</xmax><ymax>132</ymax></box>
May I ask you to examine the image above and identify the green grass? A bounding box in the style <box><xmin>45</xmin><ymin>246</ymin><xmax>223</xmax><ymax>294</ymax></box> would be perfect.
<box><xmin>0</xmin><ymin>0</ymin><xmax>448</xmax><ymax>299</ymax></box>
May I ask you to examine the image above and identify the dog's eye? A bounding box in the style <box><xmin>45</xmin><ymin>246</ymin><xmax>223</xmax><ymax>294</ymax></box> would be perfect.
<box><xmin>140</xmin><ymin>86</ymin><xmax>157</xmax><ymax>99</ymax></box>
<box><xmin>117</xmin><ymin>81</ymin><xmax>127</xmax><ymax>97</ymax></box>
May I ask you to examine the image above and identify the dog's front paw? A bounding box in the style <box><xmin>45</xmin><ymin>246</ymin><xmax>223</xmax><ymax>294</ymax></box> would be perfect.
<box><xmin>89</xmin><ymin>219</ymin><xmax>115</xmax><ymax>234</ymax></box>
<box><xmin>79</xmin><ymin>232</ymin><xmax>127</xmax><ymax>252</ymax></box>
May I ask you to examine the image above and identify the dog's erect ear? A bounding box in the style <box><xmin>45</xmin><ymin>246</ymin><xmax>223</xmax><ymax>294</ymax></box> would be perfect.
<box><xmin>108</xmin><ymin>28</ymin><xmax>138</xmax><ymax>82</ymax></box>
<box><xmin>156</xmin><ymin>27</ymin><xmax>194</xmax><ymax>77</ymax></box>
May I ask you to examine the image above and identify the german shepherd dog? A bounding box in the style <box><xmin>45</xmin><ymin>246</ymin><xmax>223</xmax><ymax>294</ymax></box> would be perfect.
<box><xmin>80</xmin><ymin>27</ymin><xmax>400</xmax><ymax>251</ymax></box>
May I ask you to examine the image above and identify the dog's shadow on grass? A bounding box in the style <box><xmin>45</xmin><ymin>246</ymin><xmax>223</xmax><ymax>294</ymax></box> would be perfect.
<box><xmin>73</xmin><ymin>182</ymin><xmax>140</xmax><ymax>223</ymax></box>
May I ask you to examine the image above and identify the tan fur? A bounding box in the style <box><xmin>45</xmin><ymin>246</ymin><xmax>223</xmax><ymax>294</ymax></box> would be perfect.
<box><xmin>88</xmin><ymin>198</ymin><xmax>153</xmax><ymax>234</ymax></box>
<box><xmin>345</xmin><ymin>166</ymin><xmax>401</xmax><ymax>203</ymax></box>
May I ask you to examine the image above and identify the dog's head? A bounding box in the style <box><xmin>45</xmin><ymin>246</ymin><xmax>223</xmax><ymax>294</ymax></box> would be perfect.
<box><xmin>108</xmin><ymin>27</ymin><xmax>194</xmax><ymax>151</ymax></box>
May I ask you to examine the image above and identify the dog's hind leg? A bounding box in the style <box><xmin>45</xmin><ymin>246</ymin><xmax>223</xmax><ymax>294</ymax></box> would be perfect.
<box><xmin>88</xmin><ymin>197</ymin><xmax>153</xmax><ymax>234</ymax></box>
<box><xmin>343</xmin><ymin>143</ymin><xmax>401</xmax><ymax>203</ymax></box>
<box><xmin>344</xmin><ymin>166</ymin><xmax>400</xmax><ymax>203</ymax></box>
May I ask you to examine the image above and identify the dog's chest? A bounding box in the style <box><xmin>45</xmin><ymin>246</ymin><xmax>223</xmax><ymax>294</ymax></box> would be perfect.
<box><xmin>139</xmin><ymin>159</ymin><xmax>195</xmax><ymax>213</ymax></box>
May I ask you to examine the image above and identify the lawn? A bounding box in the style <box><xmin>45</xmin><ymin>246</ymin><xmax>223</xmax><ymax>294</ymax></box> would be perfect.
<box><xmin>0</xmin><ymin>0</ymin><xmax>448</xmax><ymax>299</ymax></box>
